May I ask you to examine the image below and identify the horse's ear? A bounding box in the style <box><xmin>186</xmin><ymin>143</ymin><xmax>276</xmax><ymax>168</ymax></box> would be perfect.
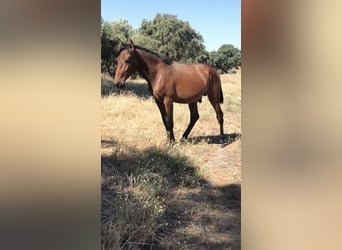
<box><xmin>129</xmin><ymin>39</ymin><xmax>135</xmax><ymax>50</ymax></box>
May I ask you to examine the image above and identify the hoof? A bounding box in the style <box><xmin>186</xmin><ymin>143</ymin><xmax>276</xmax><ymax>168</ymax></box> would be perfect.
<box><xmin>219</xmin><ymin>136</ymin><xmax>228</xmax><ymax>147</ymax></box>
<box><xmin>167</xmin><ymin>140</ymin><xmax>176</xmax><ymax>147</ymax></box>
<box><xmin>180</xmin><ymin>137</ymin><xmax>188</xmax><ymax>143</ymax></box>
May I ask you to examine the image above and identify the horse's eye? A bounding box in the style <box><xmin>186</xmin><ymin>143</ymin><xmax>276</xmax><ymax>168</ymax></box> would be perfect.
<box><xmin>125</xmin><ymin>60</ymin><xmax>130</xmax><ymax>64</ymax></box>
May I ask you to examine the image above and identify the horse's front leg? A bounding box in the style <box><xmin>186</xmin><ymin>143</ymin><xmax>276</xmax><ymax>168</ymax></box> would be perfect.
<box><xmin>155</xmin><ymin>98</ymin><xmax>175</xmax><ymax>143</ymax></box>
<box><xmin>164</xmin><ymin>98</ymin><xmax>175</xmax><ymax>143</ymax></box>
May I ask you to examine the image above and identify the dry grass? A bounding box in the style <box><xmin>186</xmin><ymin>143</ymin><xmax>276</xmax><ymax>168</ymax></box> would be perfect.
<box><xmin>101</xmin><ymin>70</ymin><xmax>241</xmax><ymax>249</ymax></box>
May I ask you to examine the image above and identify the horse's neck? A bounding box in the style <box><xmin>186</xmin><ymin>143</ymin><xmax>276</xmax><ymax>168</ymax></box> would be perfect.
<box><xmin>136</xmin><ymin>50</ymin><xmax>161</xmax><ymax>84</ymax></box>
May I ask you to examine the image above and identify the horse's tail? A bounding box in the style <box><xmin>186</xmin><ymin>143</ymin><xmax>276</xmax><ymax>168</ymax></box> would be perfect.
<box><xmin>215</xmin><ymin>70</ymin><xmax>224</xmax><ymax>103</ymax></box>
<box><xmin>208</xmin><ymin>66</ymin><xmax>224</xmax><ymax>103</ymax></box>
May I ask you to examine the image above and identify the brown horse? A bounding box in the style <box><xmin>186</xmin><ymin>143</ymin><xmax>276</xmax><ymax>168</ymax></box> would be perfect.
<box><xmin>114</xmin><ymin>40</ymin><xmax>224</xmax><ymax>143</ymax></box>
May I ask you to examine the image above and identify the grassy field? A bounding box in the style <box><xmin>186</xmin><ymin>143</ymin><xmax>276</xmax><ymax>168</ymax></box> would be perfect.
<box><xmin>101</xmin><ymin>70</ymin><xmax>241</xmax><ymax>249</ymax></box>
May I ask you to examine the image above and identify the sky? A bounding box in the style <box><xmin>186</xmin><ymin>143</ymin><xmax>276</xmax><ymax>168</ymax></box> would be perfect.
<box><xmin>101</xmin><ymin>0</ymin><xmax>241</xmax><ymax>52</ymax></box>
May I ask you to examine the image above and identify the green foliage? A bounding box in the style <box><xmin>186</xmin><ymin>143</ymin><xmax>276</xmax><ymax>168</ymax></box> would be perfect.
<box><xmin>101</xmin><ymin>32</ymin><xmax>117</xmax><ymax>74</ymax></box>
<box><xmin>101</xmin><ymin>14</ymin><xmax>241</xmax><ymax>75</ymax></box>
<box><xmin>209</xmin><ymin>44</ymin><xmax>241</xmax><ymax>73</ymax></box>
<box><xmin>101</xmin><ymin>19</ymin><xmax>135</xmax><ymax>74</ymax></box>
<box><xmin>139</xmin><ymin>14</ymin><xmax>207</xmax><ymax>63</ymax></box>
<box><xmin>130</xmin><ymin>34</ymin><xmax>160</xmax><ymax>52</ymax></box>
<box><xmin>102</xmin><ymin>19</ymin><xmax>135</xmax><ymax>41</ymax></box>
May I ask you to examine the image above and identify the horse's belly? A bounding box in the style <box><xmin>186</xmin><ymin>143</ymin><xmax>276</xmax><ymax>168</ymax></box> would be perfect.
<box><xmin>173</xmin><ymin>89</ymin><xmax>206</xmax><ymax>103</ymax></box>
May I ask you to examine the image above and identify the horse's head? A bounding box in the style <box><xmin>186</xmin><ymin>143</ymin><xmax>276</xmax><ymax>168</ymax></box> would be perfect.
<box><xmin>114</xmin><ymin>39</ymin><xmax>138</xmax><ymax>88</ymax></box>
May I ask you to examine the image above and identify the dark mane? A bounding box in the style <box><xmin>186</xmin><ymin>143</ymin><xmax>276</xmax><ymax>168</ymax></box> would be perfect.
<box><xmin>119</xmin><ymin>44</ymin><xmax>173</xmax><ymax>65</ymax></box>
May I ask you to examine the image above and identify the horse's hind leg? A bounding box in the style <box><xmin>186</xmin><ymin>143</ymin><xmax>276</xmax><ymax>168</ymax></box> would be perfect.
<box><xmin>208</xmin><ymin>94</ymin><xmax>224</xmax><ymax>138</ymax></box>
<box><xmin>181</xmin><ymin>102</ymin><xmax>199</xmax><ymax>141</ymax></box>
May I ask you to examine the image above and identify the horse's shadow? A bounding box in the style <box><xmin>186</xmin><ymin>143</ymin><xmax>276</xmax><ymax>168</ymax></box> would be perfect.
<box><xmin>101</xmin><ymin>81</ymin><xmax>151</xmax><ymax>99</ymax></box>
<box><xmin>188</xmin><ymin>133</ymin><xmax>241</xmax><ymax>147</ymax></box>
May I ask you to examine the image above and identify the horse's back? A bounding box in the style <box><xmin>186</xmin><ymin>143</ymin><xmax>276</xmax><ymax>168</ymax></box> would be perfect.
<box><xmin>170</xmin><ymin>62</ymin><xmax>212</xmax><ymax>81</ymax></box>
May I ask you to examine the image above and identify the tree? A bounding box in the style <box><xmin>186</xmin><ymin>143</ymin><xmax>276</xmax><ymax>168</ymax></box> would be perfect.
<box><xmin>101</xmin><ymin>19</ymin><xmax>136</xmax><ymax>74</ymax></box>
<box><xmin>101</xmin><ymin>15</ymin><xmax>241</xmax><ymax>75</ymax></box>
<box><xmin>130</xmin><ymin>34</ymin><xmax>160</xmax><ymax>52</ymax></box>
<box><xmin>102</xmin><ymin>19</ymin><xmax>135</xmax><ymax>41</ymax></box>
<box><xmin>138</xmin><ymin>14</ymin><xmax>207</xmax><ymax>63</ymax></box>
<box><xmin>209</xmin><ymin>44</ymin><xmax>241</xmax><ymax>73</ymax></box>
